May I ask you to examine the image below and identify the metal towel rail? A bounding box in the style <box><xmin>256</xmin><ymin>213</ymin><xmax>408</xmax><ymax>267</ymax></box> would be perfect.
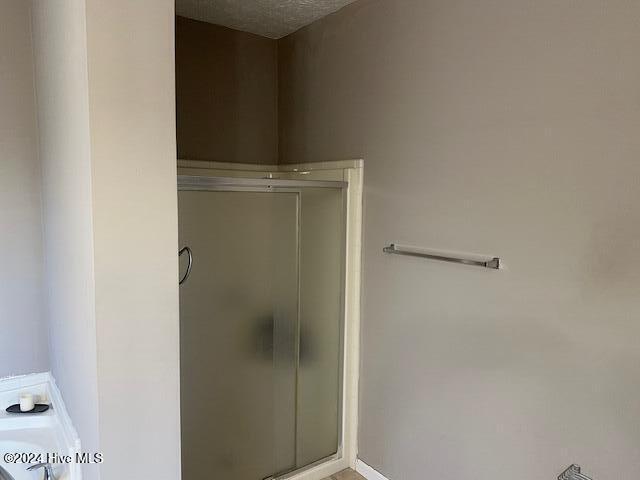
<box><xmin>383</xmin><ymin>244</ymin><xmax>500</xmax><ymax>270</ymax></box>
<box><xmin>559</xmin><ymin>465</ymin><xmax>593</xmax><ymax>480</ymax></box>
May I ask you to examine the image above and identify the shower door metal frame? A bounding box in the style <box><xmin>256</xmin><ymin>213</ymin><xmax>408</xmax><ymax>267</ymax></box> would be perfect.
<box><xmin>178</xmin><ymin>174</ymin><xmax>348</xmax><ymax>190</ymax></box>
<box><xmin>178</xmin><ymin>175</ymin><xmax>348</xmax><ymax>480</ymax></box>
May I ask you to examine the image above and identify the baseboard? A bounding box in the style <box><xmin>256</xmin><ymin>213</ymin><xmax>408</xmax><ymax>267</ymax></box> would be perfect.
<box><xmin>355</xmin><ymin>459</ymin><xmax>390</xmax><ymax>480</ymax></box>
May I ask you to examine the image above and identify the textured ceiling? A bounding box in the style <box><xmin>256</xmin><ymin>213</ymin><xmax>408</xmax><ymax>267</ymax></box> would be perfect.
<box><xmin>176</xmin><ymin>0</ymin><xmax>358</xmax><ymax>39</ymax></box>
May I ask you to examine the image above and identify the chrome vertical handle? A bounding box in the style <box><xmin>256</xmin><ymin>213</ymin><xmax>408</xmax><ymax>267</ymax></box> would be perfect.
<box><xmin>179</xmin><ymin>246</ymin><xmax>193</xmax><ymax>285</ymax></box>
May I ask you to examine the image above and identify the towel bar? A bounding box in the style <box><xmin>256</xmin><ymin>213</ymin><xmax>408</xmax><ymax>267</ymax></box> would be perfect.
<box><xmin>383</xmin><ymin>244</ymin><xmax>500</xmax><ymax>270</ymax></box>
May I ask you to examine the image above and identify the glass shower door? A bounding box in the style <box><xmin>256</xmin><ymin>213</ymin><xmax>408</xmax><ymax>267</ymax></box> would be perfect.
<box><xmin>296</xmin><ymin>187</ymin><xmax>344</xmax><ymax>467</ymax></box>
<box><xmin>179</xmin><ymin>190</ymin><xmax>299</xmax><ymax>480</ymax></box>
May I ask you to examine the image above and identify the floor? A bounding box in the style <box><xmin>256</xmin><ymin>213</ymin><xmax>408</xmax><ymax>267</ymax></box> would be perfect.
<box><xmin>322</xmin><ymin>469</ymin><xmax>366</xmax><ymax>480</ymax></box>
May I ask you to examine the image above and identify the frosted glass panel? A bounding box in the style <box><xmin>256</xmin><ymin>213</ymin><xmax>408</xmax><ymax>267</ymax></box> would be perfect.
<box><xmin>179</xmin><ymin>191</ymin><xmax>298</xmax><ymax>480</ymax></box>
<box><xmin>296</xmin><ymin>187</ymin><xmax>344</xmax><ymax>467</ymax></box>
<box><xmin>178</xmin><ymin>184</ymin><xmax>345</xmax><ymax>479</ymax></box>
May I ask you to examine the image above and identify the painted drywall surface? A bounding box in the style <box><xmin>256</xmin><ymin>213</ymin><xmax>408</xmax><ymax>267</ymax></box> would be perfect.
<box><xmin>32</xmin><ymin>1</ymin><xmax>180</xmax><ymax>477</ymax></box>
<box><xmin>0</xmin><ymin>0</ymin><xmax>48</xmax><ymax>377</ymax></box>
<box><xmin>176</xmin><ymin>16</ymin><xmax>278</xmax><ymax>164</ymax></box>
<box><xmin>30</xmin><ymin>2</ymin><xmax>101</xmax><ymax>480</ymax></box>
<box><xmin>84</xmin><ymin>1</ymin><xmax>181</xmax><ymax>479</ymax></box>
<box><xmin>279</xmin><ymin>1</ymin><xmax>640</xmax><ymax>479</ymax></box>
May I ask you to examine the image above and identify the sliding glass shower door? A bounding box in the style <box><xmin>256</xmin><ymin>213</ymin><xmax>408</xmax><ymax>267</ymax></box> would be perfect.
<box><xmin>178</xmin><ymin>182</ymin><xmax>344</xmax><ymax>480</ymax></box>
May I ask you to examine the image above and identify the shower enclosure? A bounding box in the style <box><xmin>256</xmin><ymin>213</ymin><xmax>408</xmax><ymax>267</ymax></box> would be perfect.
<box><xmin>178</xmin><ymin>175</ymin><xmax>346</xmax><ymax>480</ymax></box>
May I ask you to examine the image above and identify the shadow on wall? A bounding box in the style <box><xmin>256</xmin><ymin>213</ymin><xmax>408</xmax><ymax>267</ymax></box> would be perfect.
<box><xmin>175</xmin><ymin>16</ymin><xmax>278</xmax><ymax>164</ymax></box>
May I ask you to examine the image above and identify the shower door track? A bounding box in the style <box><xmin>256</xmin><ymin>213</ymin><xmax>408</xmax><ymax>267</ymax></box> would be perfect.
<box><xmin>178</xmin><ymin>175</ymin><xmax>348</xmax><ymax>190</ymax></box>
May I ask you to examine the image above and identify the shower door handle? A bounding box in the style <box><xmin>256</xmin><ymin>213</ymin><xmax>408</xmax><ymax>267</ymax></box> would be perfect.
<box><xmin>179</xmin><ymin>246</ymin><xmax>193</xmax><ymax>285</ymax></box>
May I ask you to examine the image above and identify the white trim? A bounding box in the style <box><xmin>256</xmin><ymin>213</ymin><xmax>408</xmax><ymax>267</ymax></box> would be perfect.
<box><xmin>355</xmin><ymin>460</ymin><xmax>391</xmax><ymax>480</ymax></box>
<box><xmin>280</xmin><ymin>456</ymin><xmax>348</xmax><ymax>480</ymax></box>
<box><xmin>0</xmin><ymin>372</ymin><xmax>50</xmax><ymax>391</ymax></box>
<box><xmin>177</xmin><ymin>160</ymin><xmax>363</xmax><ymax>480</ymax></box>
<box><xmin>48</xmin><ymin>373</ymin><xmax>81</xmax><ymax>451</ymax></box>
<box><xmin>47</xmin><ymin>373</ymin><xmax>82</xmax><ymax>480</ymax></box>
<box><xmin>342</xmin><ymin>165</ymin><xmax>362</xmax><ymax>470</ymax></box>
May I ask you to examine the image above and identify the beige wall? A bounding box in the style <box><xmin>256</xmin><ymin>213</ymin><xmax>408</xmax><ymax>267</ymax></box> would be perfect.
<box><xmin>85</xmin><ymin>1</ymin><xmax>181</xmax><ymax>479</ymax></box>
<box><xmin>176</xmin><ymin>16</ymin><xmax>278</xmax><ymax>164</ymax></box>
<box><xmin>31</xmin><ymin>1</ymin><xmax>100</xmax><ymax>479</ymax></box>
<box><xmin>0</xmin><ymin>0</ymin><xmax>47</xmax><ymax>377</ymax></box>
<box><xmin>279</xmin><ymin>1</ymin><xmax>640</xmax><ymax>479</ymax></box>
<box><xmin>32</xmin><ymin>0</ymin><xmax>181</xmax><ymax>478</ymax></box>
